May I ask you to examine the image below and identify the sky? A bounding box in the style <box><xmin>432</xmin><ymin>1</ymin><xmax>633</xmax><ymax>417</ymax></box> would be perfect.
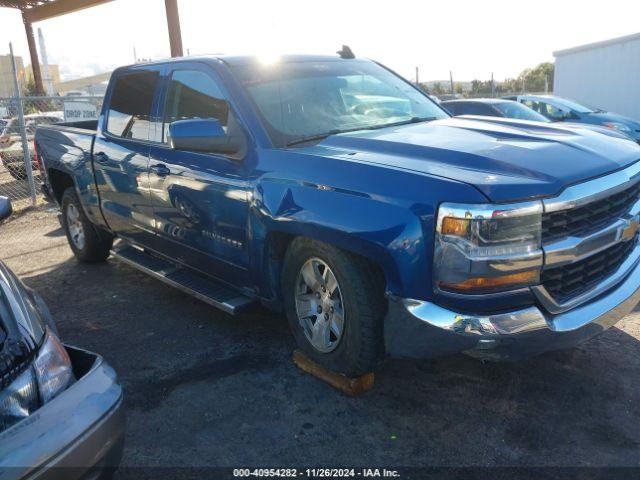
<box><xmin>0</xmin><ymin>0</ymin><xmax>639</xmax><ymax>83</ymax></box>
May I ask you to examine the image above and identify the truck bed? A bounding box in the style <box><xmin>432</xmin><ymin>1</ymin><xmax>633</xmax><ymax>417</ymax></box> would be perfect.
<box><xmin>35</xmin><ymin>121</ymin><xmax>102</xmax><ymax>225</ymax></box>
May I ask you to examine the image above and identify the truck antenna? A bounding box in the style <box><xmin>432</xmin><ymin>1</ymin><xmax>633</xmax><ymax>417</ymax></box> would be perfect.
<box><xmin>337</xmin><ymin>45</ymin><xmax>355</xmax><ymax>59</ymax></box>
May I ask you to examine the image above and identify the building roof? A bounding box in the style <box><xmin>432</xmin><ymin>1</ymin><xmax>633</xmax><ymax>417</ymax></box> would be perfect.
<box><xmin>0</xmin><ymin>1</ymin><xmax>113</xmax><ymax>22</ymax></box>
<box><xmin>554</xmin><ymin>32</ymin><xmax>640</xmax><ymax>57</ymax></box>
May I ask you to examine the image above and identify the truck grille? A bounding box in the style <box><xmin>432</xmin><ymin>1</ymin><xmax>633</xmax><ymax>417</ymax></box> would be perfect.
<box><xmin>541</xmin><ymin>237</ymin><xmax>637</xmax><ymax>304</ymax></box>
<box><xmin>542</xmin><ymin>181</ymin><xmax>640</xmax><ymax>243</ymax></box>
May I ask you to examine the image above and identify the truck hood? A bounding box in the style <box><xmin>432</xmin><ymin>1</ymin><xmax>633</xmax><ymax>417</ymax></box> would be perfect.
<box><xmin>317</xmin><ymin>116</ymin><xmax>640</xmax><ymax>202</ymax></box>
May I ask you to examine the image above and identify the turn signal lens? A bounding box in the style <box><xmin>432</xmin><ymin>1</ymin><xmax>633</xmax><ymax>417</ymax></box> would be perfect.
<box><xmin>438</xmin><ymin>270</ymin><xmax>539</xmax><ymax>294</ymax></box>
<box><xmin>441</xmin><ymin>217</ymin><xmax>470</xmax><ymax>236</ymax></box>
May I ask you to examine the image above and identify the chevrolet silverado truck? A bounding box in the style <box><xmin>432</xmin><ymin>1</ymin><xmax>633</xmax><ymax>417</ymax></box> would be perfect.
<box><xmin>35</xmin><ymin>54</ymin><xmax>640</xmax><ymax>375</ymax></box>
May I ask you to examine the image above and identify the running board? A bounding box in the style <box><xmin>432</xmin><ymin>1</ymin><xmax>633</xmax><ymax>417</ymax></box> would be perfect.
<box><xmin>110</xmin><ymin>245</ymin><xmax>254</xmax><ymax>315</ymax></box>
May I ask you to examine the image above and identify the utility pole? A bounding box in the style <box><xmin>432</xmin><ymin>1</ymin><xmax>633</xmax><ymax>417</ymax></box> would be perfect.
<box><xmin>491</xmin><ymin>72</ymin><xmax>495</xmax><ymax>98</ymax></box>
<box><xmin>415</xmin><ymin>67</ymin><xmax>419</xmax><ymax>85</ymax></box>
<box><xmin>449</xmin><ymin>71</ymin><xmax>454</xmax><ymax>95</ymax></box>
<box><xmin>165</xmin><ymin>0</ymin><xmax>184</xmax><ymax>57</ymax></box>
<box><xmin>133</xmin><ymin>46</ymin><xmax>138</xmax><ymax>64</ymax></box>
<box><xmin>21</xmin><ymin>12</ymin><xmax>44</xmax><ymax>95</ymax></box>
<box><xmin>37</xmin><ymin>28</ymin><xmax>54</xmax><ymax>95</ymax></box>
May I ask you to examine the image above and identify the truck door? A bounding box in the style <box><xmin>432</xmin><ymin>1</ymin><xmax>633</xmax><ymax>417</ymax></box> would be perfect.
<box><xmin>147</xmin><ymin>64</ymin><xmax>251</xmax><ymax>286</ymax></box>
<box><xmin>92</xmin><ymin>66</ymin><xmax>162</xmax><ymax>246</ymax></box>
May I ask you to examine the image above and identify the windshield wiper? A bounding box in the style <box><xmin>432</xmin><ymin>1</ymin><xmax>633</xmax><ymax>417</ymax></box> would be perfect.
<box><xmin>285</xmin><ymin>117</ymin><xmax>439</xmax><ymax>147</ymax></box>
<box><xmin>364</xmin><ymin>116</ymin><xmax>438</xmax><ymax>130</ymax></box>
<box><xmin>285</xmin><ymin>130</ymin><xmax>342</xmax><ymax>147</ymax></box>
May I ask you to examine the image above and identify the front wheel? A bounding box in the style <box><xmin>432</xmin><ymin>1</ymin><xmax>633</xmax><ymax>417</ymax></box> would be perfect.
<box><xmin>61</xmin><ymin>188</ymin><xmax>114</xmax><ymax>263</ymax></box>
<box><xmin>282</xmin><ymin>238</ymin><xmax>385</xmax><ymax>376</ymax></box>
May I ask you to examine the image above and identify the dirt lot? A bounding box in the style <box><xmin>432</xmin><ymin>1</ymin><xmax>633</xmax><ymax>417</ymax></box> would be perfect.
<box><xmin>1</xmin><ymin>206</ymin><xmax>640</xmax><ymax>476</ymax></box>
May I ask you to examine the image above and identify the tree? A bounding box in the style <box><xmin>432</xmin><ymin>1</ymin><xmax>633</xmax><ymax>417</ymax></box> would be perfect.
<box><xmin>431</xmin><ymin>82</ymin><xmax>445</xmax><ymax>95</ymax></box>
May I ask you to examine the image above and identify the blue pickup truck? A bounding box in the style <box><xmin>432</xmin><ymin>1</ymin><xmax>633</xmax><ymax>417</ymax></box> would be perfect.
<box><xmin>35</xmin><ymin>53</ymin><xmax>640</xmax><ymax>375</ymax></box>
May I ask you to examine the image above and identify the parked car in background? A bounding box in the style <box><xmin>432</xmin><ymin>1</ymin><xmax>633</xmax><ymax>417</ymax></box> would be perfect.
<box><xmin>0</xmin><ymin>197</ymin><xmax>124</xmax><ymax>479</ymax></box>
<box><xmin>0</xmin><ymin>140</ymin><xmax>39</xmax><ymax>180</ymax></box>
<box><xmin>442</xmin><ymin>98</ymin><xmax>635</xmax><ymax>142</ymax></box>
<box><xmin>36</xmin><ymin>54</ymin><xmax>640</xmax><ymax>376</ymax></box>
<box><xmin>503</xmin><ymin>95</ymin><xmax>640</xmax><ymax>143</ymax></box>
<box><xmin>0</xmin><ymin>112</ymin><xmax>64</xmax><ymax>147</ymax></box>
<box><xmin>442</xmin><ymin>98</ymin><xmax>549</xmax><ymax>121</ymax></box>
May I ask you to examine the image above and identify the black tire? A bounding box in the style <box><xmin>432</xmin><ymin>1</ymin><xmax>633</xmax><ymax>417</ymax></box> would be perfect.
<box><xmin>282</xmin><ymin>237</ymin><xmax>385</xmax><ymax>376</ymax></box>
<box><xmin>61</xmin><ymin>187</ymin><xmax>113</xmax><ymax>263</ymax></box>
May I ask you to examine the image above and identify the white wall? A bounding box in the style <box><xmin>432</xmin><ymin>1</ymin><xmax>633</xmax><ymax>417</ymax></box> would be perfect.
<box><xmin>554</xmin><ymin>35</ymin><xmax>640</xmax><ymax>121</ymax></box>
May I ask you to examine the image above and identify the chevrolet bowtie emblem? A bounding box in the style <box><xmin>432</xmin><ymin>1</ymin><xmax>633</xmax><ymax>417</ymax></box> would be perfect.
<box><xmin>620</xmin><ymin>219</ymin><xmax>640</xmax><ymax>241</ymax></box>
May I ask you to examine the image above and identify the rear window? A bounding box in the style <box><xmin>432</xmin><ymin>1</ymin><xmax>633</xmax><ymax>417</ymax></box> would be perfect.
<box><xmin>106</xmin><ymin>70</ymin><xmax>159</xmax><ymax>140</ymax></box>
<box><xmin>455</xmin><ymin>102</ymin><xmax>496</xmax><ymax>116</ymax></box>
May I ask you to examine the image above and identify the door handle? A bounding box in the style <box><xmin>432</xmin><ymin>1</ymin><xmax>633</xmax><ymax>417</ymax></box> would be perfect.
<box><xmin>150</xmin><ymin>163</ymin><xmax>171</xmax><ymax>176</ymax></box>
<box><xmin>94</xmin><ymin>151</ymin><xmax>109</xmax><ymax>164</ymax></box>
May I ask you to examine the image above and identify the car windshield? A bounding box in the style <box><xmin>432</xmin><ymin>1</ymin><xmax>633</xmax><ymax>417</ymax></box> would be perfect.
<box><xmin>548</xmin><ymin>97</ymin><xmax>595</xmax><ymax>114</ymax></box>
<box><xmin>493</xmin><ymin>102</ymin><xmax>550</xmax><ymax>122</ymax></box>
<box><xmin>231</xmin><ymin>60</ymin><xmax>449</xmax><ymax>147</ymax></box>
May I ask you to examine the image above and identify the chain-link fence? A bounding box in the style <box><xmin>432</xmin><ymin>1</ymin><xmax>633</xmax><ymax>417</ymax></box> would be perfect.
<box><xmin>0</xmin><ymin>95</ymin><xmax>103</xmax><ymax>212</ymax></box>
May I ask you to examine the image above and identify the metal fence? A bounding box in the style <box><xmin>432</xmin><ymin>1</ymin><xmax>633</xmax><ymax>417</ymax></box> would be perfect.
<box><xmin>0</xmin><ymin>95</ymin><xmax>103</xmax><ymax>211</ymax></box>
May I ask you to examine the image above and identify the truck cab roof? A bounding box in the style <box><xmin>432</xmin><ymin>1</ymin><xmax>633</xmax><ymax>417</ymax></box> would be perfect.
<box><xmin>117</xmin><ymin>54</ymin><xmax>366</xmax><ymax>72</ymax></box>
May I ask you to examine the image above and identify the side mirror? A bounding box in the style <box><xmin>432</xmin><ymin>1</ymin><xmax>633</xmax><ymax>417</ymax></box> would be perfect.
<box><xmin>168</xmin><ymin>119</ymin><xmax>243</xmax><ymax>156</ymax></box>
<box><xmin>0</xmin><ymin>196</ymin><xmax>13</xmax><ymax>223</ymax></box>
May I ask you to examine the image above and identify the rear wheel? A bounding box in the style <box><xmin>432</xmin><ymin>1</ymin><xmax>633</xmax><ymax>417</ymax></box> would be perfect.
<box><xmin>282</xmin><ymin>238</ymin><xmax>385</xmax><ymax>376</ymax></box>
<box><xmin>61</xmin><ymin>188</ymin><xmax>113</xmax><ymax>263</ymax></box>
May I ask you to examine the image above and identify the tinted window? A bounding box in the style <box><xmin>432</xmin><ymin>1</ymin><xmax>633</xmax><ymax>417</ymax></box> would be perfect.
<box><xmin>106</xmin><ymin>70</ymin><xmax>159</xmax><ymax>140</ymax></box>
<box><xmin>163</xmin><ymin>70</ymin><xmax>229</xmax><ymax>143</ymax></box>
<box><xmin>452</xmin><ymin>102</ymin><xmax>496</xmax><ymax>116</ymax></box>
<box><xmin>442</xmin><ymin>103</ymin><xmax>459</xmax><ymax>115</ymax></box>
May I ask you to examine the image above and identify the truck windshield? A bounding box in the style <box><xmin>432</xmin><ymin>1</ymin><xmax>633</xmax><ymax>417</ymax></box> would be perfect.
<box><xmin>231</xmin><ymin>60</ymin><xmax>449</xmax><ymax>147</ymax></box>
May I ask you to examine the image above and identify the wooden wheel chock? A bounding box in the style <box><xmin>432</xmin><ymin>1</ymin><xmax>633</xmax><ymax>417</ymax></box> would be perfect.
<box><xmin>292</xmin><ymin>350</ymin><xmax>375</xmax><ymax>396</ymax></box>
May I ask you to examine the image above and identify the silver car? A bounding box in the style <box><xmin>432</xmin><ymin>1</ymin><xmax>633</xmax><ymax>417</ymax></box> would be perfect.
<box><xmin>0</xmin><ymin>197</ymin><xmax>124</xmax><ymax>479</ymax></box>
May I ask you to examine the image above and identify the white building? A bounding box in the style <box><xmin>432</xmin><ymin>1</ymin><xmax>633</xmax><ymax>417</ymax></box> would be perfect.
<box><xmin>553</xmin><ymin>32</ymin><xmax>640</xmax><ymax>121</ymax></box>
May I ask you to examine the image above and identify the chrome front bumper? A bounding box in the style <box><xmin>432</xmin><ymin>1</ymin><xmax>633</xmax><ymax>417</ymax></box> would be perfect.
<box><xmin>385</xmin><ymin>241</ymin><xmax>640</xmax><ymax>361</ymax></box>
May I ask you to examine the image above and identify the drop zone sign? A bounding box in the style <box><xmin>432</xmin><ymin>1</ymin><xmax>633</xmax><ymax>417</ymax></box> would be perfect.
<box><xmin>63</xmin><ymin>101</ymin><xmax>98</xmax><ymax>121</ymax></box>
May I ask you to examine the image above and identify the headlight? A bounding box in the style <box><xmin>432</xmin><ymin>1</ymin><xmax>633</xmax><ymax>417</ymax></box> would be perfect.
<box><xmin>0</xmin><ymin>329</ymin><xmax>74</xmax><ymax>432</ymax></box>
<box><xmin>434</xmin><ymin>201</ymin><xmax>544</xmax><ymax>294</ymax></box>
<box><xmin>0</xmin><ymin>367</ymin><xmax>39</xmax><ymax>432</ymax></box>
<box><xmin>605</xmin><ymin>122</ymin><xmax>632</xmax><ymax>134</ymax></box>
<box><xmin>33</xmin><ymin>328</ymin><xmax>75</xmax><ymax>403</ymax></box>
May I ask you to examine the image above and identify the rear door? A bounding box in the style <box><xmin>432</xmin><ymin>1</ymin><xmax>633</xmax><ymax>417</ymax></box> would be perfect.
<box><xmin>92</xmin><ymin>66</ymin><xmax>162</xmax><ymax>245</ymax></box>
<box><xmin>147</xmin><ymin>63</ymin><xmax>252</xmax><ymax>286</ymax></box>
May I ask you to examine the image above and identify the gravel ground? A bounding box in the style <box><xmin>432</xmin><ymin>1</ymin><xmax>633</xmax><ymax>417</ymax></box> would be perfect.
<box><xmin>1</xmin><ymin>206</ymin><xmax>640</xmax><ymax>475</ymax></box>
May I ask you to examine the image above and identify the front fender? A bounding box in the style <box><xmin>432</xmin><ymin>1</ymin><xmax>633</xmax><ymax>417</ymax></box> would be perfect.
<box><xmin>250</xmin><ymin>157</ymin><xmax>486</xmax><ymax>301</ymax></box>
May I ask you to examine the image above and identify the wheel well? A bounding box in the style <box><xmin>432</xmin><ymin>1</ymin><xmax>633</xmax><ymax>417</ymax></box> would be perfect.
<box><xmin>48</xmin><ymin>169</ymin><xmax>75</xmax><ymax>204</ymax></box>
<box><xmin>265</xmin><ymin>233</ymin><xmax>387</xmax><ymax>300</ymax></box>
